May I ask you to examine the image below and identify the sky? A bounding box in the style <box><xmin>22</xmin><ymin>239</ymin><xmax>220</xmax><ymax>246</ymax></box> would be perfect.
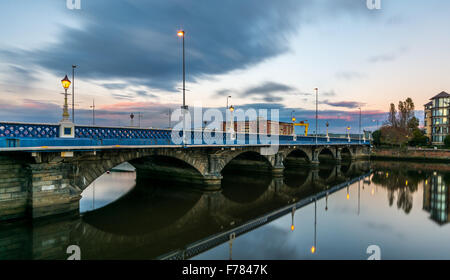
<box><xmin>1</xmin><ymin>0</ymin><xmax>449</xmax><ymax>133</ymax></box>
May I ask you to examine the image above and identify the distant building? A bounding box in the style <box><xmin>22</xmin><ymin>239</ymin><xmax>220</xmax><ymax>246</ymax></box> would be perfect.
<box><xmin>425</xmin><ymin>91</ymin><xmax>450</xmax><ymax>144</ymax></box>
<box><xmin>222</xmin><ymin>118</ymin><xmax>294</xmax><ymax>135</ymax></box>
<box><xmin>424</xmin><ymin>101</ymin><xmax>432</xmax><ymax>140</ymax></box>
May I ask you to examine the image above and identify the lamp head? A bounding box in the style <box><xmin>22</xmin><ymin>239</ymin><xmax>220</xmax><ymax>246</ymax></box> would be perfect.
<box><xmin>177</xmin><ymin>30</ymin><xmax>185</xmax><ymax>37</ymax></box>
<box><xmin>61</xmin><ymin>75</ymin><xmax>71</xmax><ymax>90</ymax></box>
<box><xmin>229</xmin><ymin>105</ymin><xmax>235</xmax><ymax>112</ymax></box>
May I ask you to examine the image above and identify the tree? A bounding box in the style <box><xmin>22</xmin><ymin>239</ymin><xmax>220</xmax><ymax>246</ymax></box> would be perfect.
<box><xmin>407</xmin><ymin>116</ymin><xmax>419</xmax><ymax>132</ymax></box>
<box><xmin>388</xmin><ymin>103</ymin><xmax>398</xmax><ymax>127</ymax></box>
<box><xmin>444</xmin><ymin>135</ymin><xmax>450</xmax><ymax>148</ymax></box>
<box><xmin>408</xmin><ymin>129</ymin><xmax>428</xmax><ymax>146</ymax></box>
<box><xmin>372</xmin><ymin>130</ymin><xmax>381</xmax><ymax>146</ymax></box>
<box><xmin>380</xmin><ymin>126</ymin><xmax>408</xmax><ymax>146</ymax></box>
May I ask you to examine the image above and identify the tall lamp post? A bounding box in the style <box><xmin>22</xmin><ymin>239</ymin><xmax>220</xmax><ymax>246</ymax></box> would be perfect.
<box><xmin>90</xmin><ymin>99</ymin><xmax>95</xmax><ymax>125</ymax></box>
<box><xmin>229</xmin><ymin>105</ymin><xmax>235</xmax><ymax>140</ymax></box>
<box><xmin>61</xmin><ymin>75</ymin><xmax>71</xmax><ymax>121</ymax></box>
<box><xmin>359</xmin><ymin>107</ymin><xmax>362</xmax><ymax>144</ymax></box>
<box><xmin>314</xmin><ymin>88</ymin><xmax>318</xmax><ymax>145</ymax></box>
<box><xmin>177</xmin><ymin>30</ymin><xmax>188</xmax><ymax>143</ymax></box>
<box><xmin>72</xmin><ymin>65</ymin><xmax>77</xmax><ymax>123</ymax></box>
<box><xmin>291</xmin><ymin>111</ymin><xmax>296</xmax><ymax>141</ymax></box>
<box><xmin>347</xmin><ymin>126</ymin><xmax>351</xmax><ymax>142</ymax></box>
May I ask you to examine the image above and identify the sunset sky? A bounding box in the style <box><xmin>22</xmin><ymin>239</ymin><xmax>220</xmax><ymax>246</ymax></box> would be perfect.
<box><xmin>1</xmin><ymin>0</ymin><xmax>449</xmax><ymax>133</ymax></box>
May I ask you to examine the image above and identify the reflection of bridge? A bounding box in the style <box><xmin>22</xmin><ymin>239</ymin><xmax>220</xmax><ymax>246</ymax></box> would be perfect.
<box><xmin>0</xmin><ymin>162</ymin><xmax>370</xmax><ymax>260</ymax></box>
<box><xmin>0</xmin><ymin>121</ymin><xmax>370</xmax><ymax>221</ymax></box>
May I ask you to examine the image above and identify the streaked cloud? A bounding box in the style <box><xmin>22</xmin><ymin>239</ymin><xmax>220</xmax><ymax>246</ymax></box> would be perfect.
<box><xmin>322</xmin><ymin>100</ymin><xmax>366</xmax><ymax>109</ymax></box>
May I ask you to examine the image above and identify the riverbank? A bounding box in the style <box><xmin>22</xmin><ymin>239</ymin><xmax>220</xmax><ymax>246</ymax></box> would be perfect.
<box><xmin>371</xmin><ymin>147</ymin><xmax>450</xmax><ymax>163</ymax></box>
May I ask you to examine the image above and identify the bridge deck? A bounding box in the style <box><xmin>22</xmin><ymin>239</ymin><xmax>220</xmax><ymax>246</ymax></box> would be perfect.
<box><xmin>0</xmin><ymin>121</ymin><xmax>369</xmax><ymax>152</ymax></box>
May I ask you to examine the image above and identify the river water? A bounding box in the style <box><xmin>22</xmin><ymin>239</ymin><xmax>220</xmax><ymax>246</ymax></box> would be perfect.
<box><xmin>1</xmin><ymin>160</ymin><xmax>450</xmax><ymax>260</ymax></box>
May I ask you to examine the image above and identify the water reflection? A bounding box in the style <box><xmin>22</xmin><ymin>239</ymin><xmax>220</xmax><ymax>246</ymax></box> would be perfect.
<box><xmin>3</xmin><ymin>161</ymin><xmax>450</xmax><ymax>260</ymax></box>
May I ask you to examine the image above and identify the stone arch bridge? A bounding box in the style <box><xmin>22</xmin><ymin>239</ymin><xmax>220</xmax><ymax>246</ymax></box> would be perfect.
<box><xmin>0</xmin><ymin>143</ymin><xmax>369</xmax><ymax>221</ymax></box>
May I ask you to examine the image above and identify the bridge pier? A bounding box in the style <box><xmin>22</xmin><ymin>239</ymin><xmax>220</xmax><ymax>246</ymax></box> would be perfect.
<box><xmin>29</xmin><ymin>162</ymin><xmax>81</xmax><ymax>219</ymax></box>
<box><xmin>311</xmin><ymin>148</ymin><xmax>320</xmax><ymax>165</ymax></box>
<box><xmin>336</xmin><ymin>147</ymin><xmax>342</xmax><ymax>162</ymax></box>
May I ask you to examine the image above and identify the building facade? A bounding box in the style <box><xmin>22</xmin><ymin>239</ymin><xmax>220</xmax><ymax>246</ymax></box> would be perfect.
<box><xmin>424</xmin><ymin>101</ymin><xmax>432</xmax><ymax>140</ymax></box>
<box><xmin>425</xmin><ymin>91</ymin><xmax>450</xmax><ymax>144</ymax></box>
<box><xmin>222</xmin><ymin>118</ymin><xmax>294</xmax><ymax>135</ymax></box>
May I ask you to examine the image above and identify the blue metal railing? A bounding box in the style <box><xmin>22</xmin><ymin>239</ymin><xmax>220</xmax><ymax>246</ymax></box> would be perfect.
<box><xmin>0</xmin><ymin>122</ymin><xmax>370</xmax><ymax>149</ymax></box>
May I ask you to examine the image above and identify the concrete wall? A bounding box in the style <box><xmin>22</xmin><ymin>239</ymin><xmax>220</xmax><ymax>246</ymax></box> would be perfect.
<box><xmin>372</xmin><ymin>147</ymin><xmax>450</xmax><ymax>162</ymax></box>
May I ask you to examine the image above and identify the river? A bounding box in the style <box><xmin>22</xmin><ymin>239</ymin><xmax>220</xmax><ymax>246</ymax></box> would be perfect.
<box><xmin>1</xmin><ymin>160</ymin><xmax>450</xmax><ymax>260</ymax></box>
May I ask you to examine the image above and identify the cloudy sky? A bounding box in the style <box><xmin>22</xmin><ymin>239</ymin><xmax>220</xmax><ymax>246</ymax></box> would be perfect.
<box><xmin>1</xmin><ymin>0</ymin><xmax>449</xmax><ymax>133</ymax></box>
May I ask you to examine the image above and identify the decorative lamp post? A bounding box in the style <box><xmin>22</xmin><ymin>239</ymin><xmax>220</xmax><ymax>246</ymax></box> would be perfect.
<box><xmin>61</xmin><ymin>75</ymin><xmax>71</xmax><ymax>121</ymax></box>
<box><xmin>291</xmin><ymin>111</ymin><xmax>297</xmax><ymax>141</ymax></box>
<box><xmin>229</xmin><ymin>105</ymin><xmax>235</xmax><ymax>140</ymax></box>
<box><xmin>130</xmin><ymin>113</ymin><xmax>135</xmax><ymax>127</ymax></box>
<box><xmin>326</xmin><ymin>121</ymin><xmax>330</xmax><ymax>142</ymax></box>
<box><xmin>59</xmin><ymin>75</ymin><xmax>75</xmax><ymax>138</ymax></box>
<box><xmin>347</xmin><ymin>126</ymin><xmax>351</xmax><ymax>142</ymax></box>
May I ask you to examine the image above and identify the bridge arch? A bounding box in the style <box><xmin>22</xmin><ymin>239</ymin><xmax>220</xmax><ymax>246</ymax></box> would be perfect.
<box><xmin>341</xmin><ymin>146</ymin><xmax>353</xmax><ymax>160</ymax></box>
<box><xmin>75</xmin><ymin>149</ymin><xmax>208</xmax><ymax>190</ymax></box>
<box><xmin>317</xmin><ymin>147</ymin><xmax>336</xmax><ymax>161</ymax></box>
<box><xmin>218</xmin><ymin>150</ymin><xmax>274</xmax><ymax>175</ymax></box>
<box><xmin>283</xmin><ymin>147</ymin><xmax>312</xmax><ymax>168</ymax></box>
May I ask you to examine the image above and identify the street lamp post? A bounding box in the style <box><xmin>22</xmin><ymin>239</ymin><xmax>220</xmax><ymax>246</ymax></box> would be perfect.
<box><xmin>229</xmin><ymin>105</ymin><xmax>235</xmax><ymax>140</ymax></box>
<box><xmin>130</xmin><ymin>113</ymin><xmax>135</xmax><ymax>127</ymax></box>
<box><xmin>347</xmin><ymin>126</ymin><xmax>351</xmax><ymax>142</ymax></box>
<box><xmin>326</xmin><ymin>121</ymin><xmax>330</xmax><ymax>142</ymax></box>
<box><xmin>61</xmin><ymin>75</ymin><xmax>71</xmax><ymax>121</ymax></box>
<box><xmin>177</xmin><ymin>30</ymin><xmax>188</xmax><ymax>144</ymax></box>
<box><xmin>315</xmin><ymin>88</ymin><xmax>318</xmax><ymax>145</ymax></box>
<box><xmin>177</xmin><ymin>30</ymin><xmax>186</xmax><ymax>109</ymax></box>
<box><xmin>291</xmin><ymin>111</ymin><xmax>296</xmax><ymax>140</ymax></box>
<box><xmin>90</xmin><ymin>99</ymin><xmax>95</xmax><ymax>125</ymax></box>
<box><xmin>72</xmin><ymin>65</ymin><xmax>77</xmax><ymax>123</ymax></box>
<box><xmin>227</xmin><ymin>96</ymin><xmax>232</xmax><ymax>110</ymax></box>
<box><xmin>359</xmin><ymin>107</ymin><xmax>362</xmax><ymax>144</ymax></box>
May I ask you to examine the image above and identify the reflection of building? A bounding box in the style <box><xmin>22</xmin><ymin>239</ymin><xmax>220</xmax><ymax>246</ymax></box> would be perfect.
<box><xmin>423</xmin><ymin>174</ymin><xmax>450</xmax><ymax>225</ymax></box>
<box><xmin>425</xmin><ymin>91</ymin><xmax>450</xmax><ymax>144</ymax></box>
<box><xmin>222</xmin><ymin>118</ymin><xmax>293</xmax><ymax>135</ymax></box>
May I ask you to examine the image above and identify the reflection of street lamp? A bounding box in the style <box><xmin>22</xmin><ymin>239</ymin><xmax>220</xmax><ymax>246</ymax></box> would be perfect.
<box><xmin>291</xmin><ymin>207</ymin><xmax>296</xmax><ymax>231</ymax></box>
<box><xmin>61</xmin><ymin>75</ymin><xmax>71</xmax><ymax>121</ymax></box>
<box><xmin>311</xmin><ymin>199</ymin><xmax>317</xmax><ymax>254</ymax></box>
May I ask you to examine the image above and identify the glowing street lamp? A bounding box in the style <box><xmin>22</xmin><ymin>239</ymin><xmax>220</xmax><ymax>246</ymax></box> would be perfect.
<box><xmin>347</xmin><ymin>126</ymin><xmax>351</xmax><ymax>142</ymax></box>
<box><xmin>61</xmin><ymin>75</ymin><xmax>71</xmax><ymax>121</ymax></box>
<box><xmin>177</xmin><ymin>29</ymin><xmax>188</xmax><ymax>144</ymax></box>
